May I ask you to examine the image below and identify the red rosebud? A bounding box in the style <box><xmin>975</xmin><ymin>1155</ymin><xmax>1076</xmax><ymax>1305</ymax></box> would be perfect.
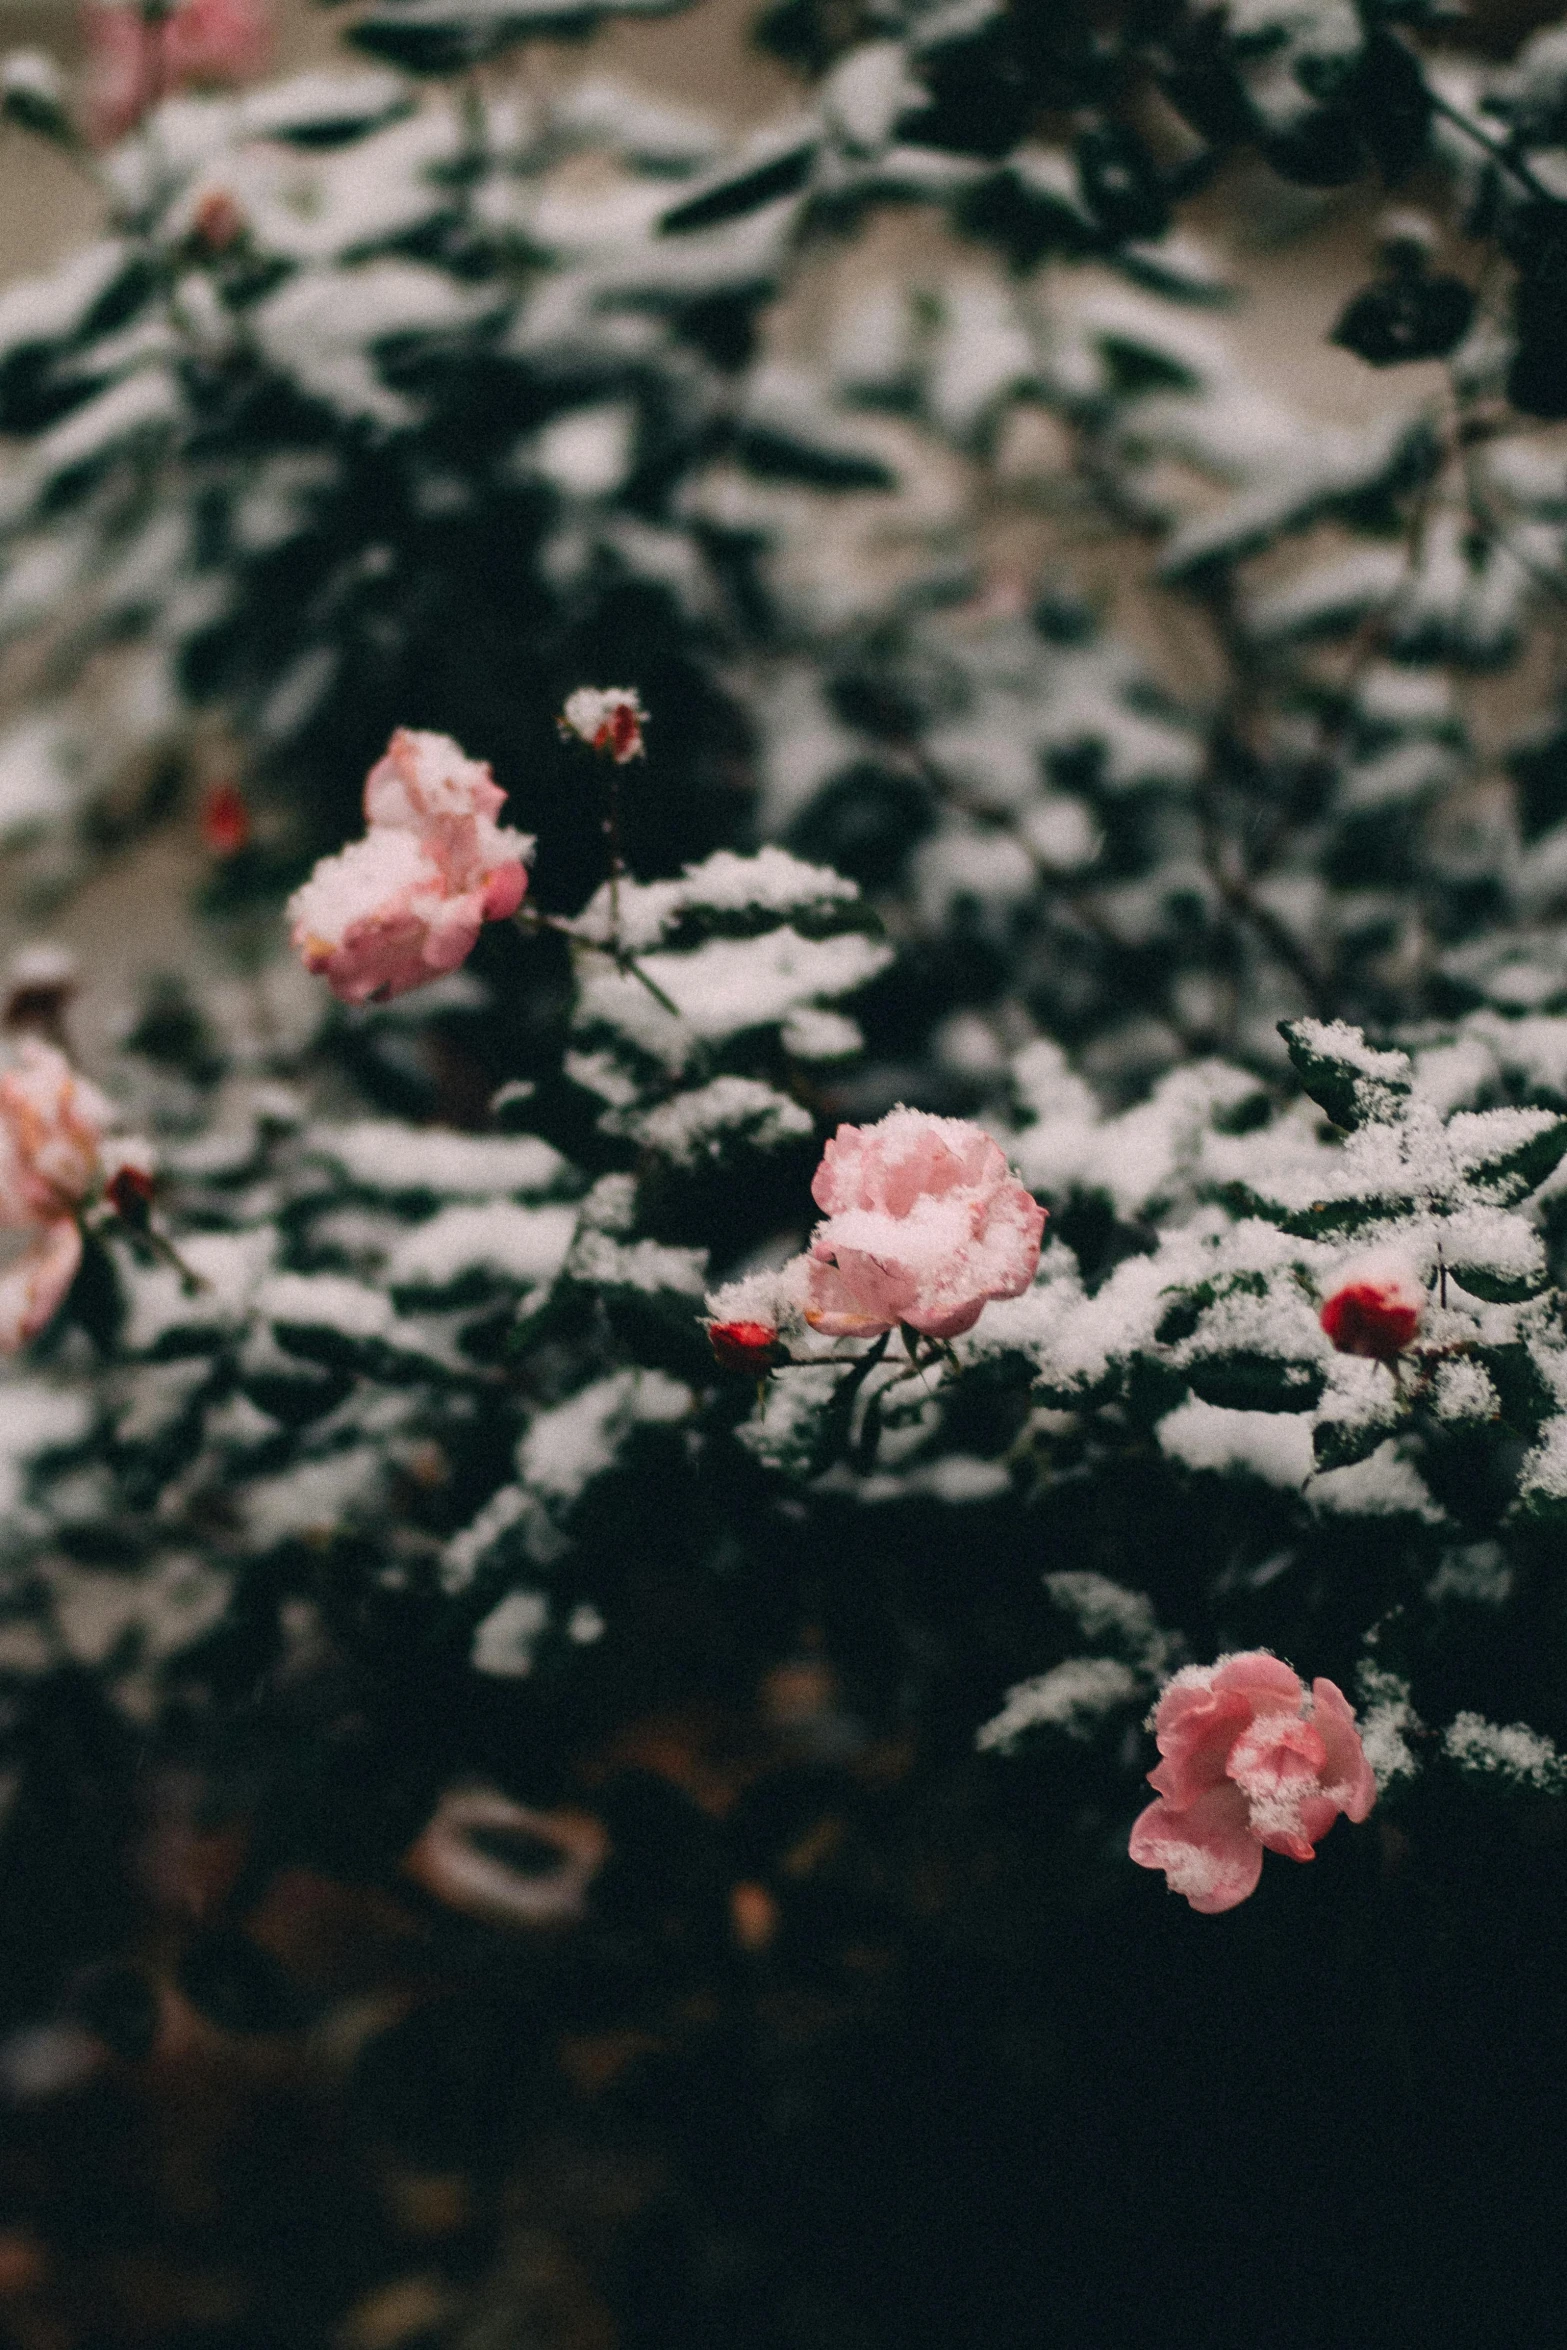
<box><xmin>708</xmin><ymin>1319</ymin><xmax>782</xmax><ymax>1376</ymax></box>
<box><xmin>200</xmin><ymin>780</ymin><xmax>251</xmax><ymax>856</ymax></box>
<box><xmin>191</xmin><ymin>188</ymin><xmax>245</xmax><ymax>252</ymax></box>
<box><xmin>557</xmin><ymin>687</ymin><xmax>647</xmax><ymax>764</ymax></box>
<box><xmin>1319</xmin><ymin>1249</ymin><xmax>1424</xmax><ymax>1361</ymax></box>
<box><xmin>107</xmin><ymin>1163</ymin><xmax>156</xmax><ymax>1223</ymax></box>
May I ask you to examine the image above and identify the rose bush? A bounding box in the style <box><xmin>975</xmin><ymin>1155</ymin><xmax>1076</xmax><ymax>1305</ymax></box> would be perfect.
<box><xmin>5</xmin><ymin>0</ymin><xmax>1567</xmax><ymax>2331</ymax></box>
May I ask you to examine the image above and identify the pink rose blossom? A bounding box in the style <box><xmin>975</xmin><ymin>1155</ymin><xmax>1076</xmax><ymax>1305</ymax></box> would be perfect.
<box><xmin>0</xmin><ymin>1039</ymin><xmax>117</xmax><ymax>1355</ymax></box>
<box><xmin>286</xmin><ymin>730</ymin><xmax>532</xmax><ymax>1006</ymax></box>
<box><xmin>1320</xmin><ymin>1246</ymin><xmax>1425</xmax><ymax>1361</ymax></box>
<box><xmin>1129</xmin><ymin>1652</ymin><xmax>1376</xmax><ymax>1914</ymax></box>
<box><xmin>82</xmin><ymin>0</ymin><xmax>271</xmax><ymax>147</ymax></box>
<box><xmin>0</xmin><ymin>1040</ymin><xmax>112</xmax><ymax>1227</ymax></box>
<box><xmin>801</xmin><ymin>1108</ymin><xmax>1045</xmax><ymax>1340</ymax></box>
<box><xmin>0</xmin><ymin>1218</ymin><xmax>84</xmax><ymax>1354</ymax></box>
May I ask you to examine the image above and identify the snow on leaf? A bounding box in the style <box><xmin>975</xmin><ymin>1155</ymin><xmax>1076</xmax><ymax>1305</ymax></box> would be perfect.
<box><xmin>1157</xmin><ymin>1397</ymin><xmax>1315</xmax><ymax>1486</ymax></box>
<box><xmin>387</xmin><ymin>1203</ymin><xmax>577</xmax><ymax>1302</ymax></box>
<box><xmin>304</xmin><ymin>1123</ymin><xmax>568</xmax><ymax>1201</ymax></box>
<box><xmin>976</xmin><ymin>1657</ymin><xmax>1142</xmax><ymax>1751</ymax></box>
<box><xmin>517</xmin><ymin>1367</ymin><xmax>692</xmax><ymax>1510</ymax></box>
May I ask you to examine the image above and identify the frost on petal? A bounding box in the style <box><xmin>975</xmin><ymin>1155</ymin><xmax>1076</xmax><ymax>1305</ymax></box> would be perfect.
<box><xmin>1145</xmin><ymin>1674</ymin><xmax>1258</xmax><ymax>1809</ymax></box>
<box><xmin>1129</xmin><ymin>1782</ymin><xmax>1264</xmax><ymax>1915</ymax></box>
<box><xmin>287</xmin><ymin>829</ymin><xmax>456</xmax><ymax>1004</ymax></box>
<box><xmin>801</xmin><ymin>1109</ymin><xmax>1045</xmax><ymax>1339</ymax></box>
<box><xmin>1227</xmin><ymin>1711</ymin><xmax>1330</xmax><ymax>1860</ymax></box>
<box><xmin>1134</xmin><ymin>1651</ymin><xmax>1374</xmax><ymax>1908</ymax></box>
<box><xmin>0</xmin><ymin>1219</ymin><xmax>82</xmax><ymax>1354</ymax></box>
<box><xmin>363</xmin><ymin>726</ymin><xmax>507</xmax><ymax>836</ymax></box>
<box><xmin>1310</xmin><ymin>1677</ymin><xmax>1378</xmax><ymax>1823</ymax></box>
<box><xmin>288</xmin><ymin>732</ymin><xmax>531</xmax><ymax>1003</ymax></box>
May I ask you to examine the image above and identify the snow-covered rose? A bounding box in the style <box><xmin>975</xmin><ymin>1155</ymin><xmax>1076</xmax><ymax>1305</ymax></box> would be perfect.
<box><xmin>1319</xmin><ymin>1246</ymin><xmax>1425</xmax><ymax>1361</ymax></box>
<box><xmin>83</xmin><ymin>0</ymin><xmax>271</xmax><ymax>145</ymax></box>
<box><xmin>1129</xmin><ymin>1653</ymin><xmax>1376</xmax><ymax>1915</ymax></box>
<box><xmin>558</xmin><ymin>687</ymin><xmax>647</xmax><ymax>764</ymax></box>
<box><xmin>287</xmin><ymin>730</ymin><xmax>532</xmax><ymax>1005</ymax></box>
<box><xmin>802</xmin><ymin>1108</ymin><xmax>1046</xmax><ymax>1341</ymax></box>
<box><xmin>704</xmin><ymin>1261</ymin><xmax>809</xmax><ymax>1372</ymax></box>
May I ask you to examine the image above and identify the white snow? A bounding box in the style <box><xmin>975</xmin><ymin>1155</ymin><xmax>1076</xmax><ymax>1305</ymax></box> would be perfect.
<box><xmin>976</xmin><ymin>1657</ymin><xmax>1142</xmax><ymax>1751</ymax></box>
<box><xmin>471</xmin><ymin>1588</ymin><xmax>549</xmax><ymax>1678</ymax></box>
<box><xmin>305</xmin><ymin>1122</ymin><xmax>567</xmax><ymax>1198</ymax></box>
<box><xmin>1158</xmin><ymin>1398</ymin><xmax>1315</xmax><ymax>1487</ymax></box>
<box><xmin>1443</xmin><ymin>1711</ymin><xmax>1567</xmax><ymax>1791</ymax></box>
<box><xmin>517</xmin><ymin>1368</ymin><xmax>692</xmax><ymax>1507</ymax></box>
<box><xmin>387</xmin><ymin>1202</ymin><xmax>576</xmax><ymax>1296</ymax></box>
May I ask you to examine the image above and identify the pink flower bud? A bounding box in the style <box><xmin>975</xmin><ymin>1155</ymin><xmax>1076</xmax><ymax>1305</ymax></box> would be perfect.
<box><xmin>558</xmin><ymin>687</ymin><xmax>647</xmax><ymax>764</ymax></box>
<box><xmin>1319</xmin><ymin>1247</ymin><xmax>1425</xmax><ymax>1360</ymax></box>
<box><xmin>106</xmin><ymin>1161</ymin><xmax>156</xmax><ymax>1224</ymax></box>
<box><xmin>708</xmin><ymin>1319</ymin><xmax>782</xmax><ymax>1376</ymax></box>
<box><xmin>802</xmin><ymin>1107</ymin><xmax>1045</xmax><ymax>1341</ymax></box>
<box><xmin>190</xmin><ymin>189</ymin><xmax>246</xmax><ymax>253</ymax></box>
<box><xmin>1129</xmin><ymin>1653</ymin><xmax>1376</xmax><ymax>1914</ymax></box>
<box><xmin>286</xmin><ymin>730</ymin><xmax>533</xmax><ymax>1005</ymax></box>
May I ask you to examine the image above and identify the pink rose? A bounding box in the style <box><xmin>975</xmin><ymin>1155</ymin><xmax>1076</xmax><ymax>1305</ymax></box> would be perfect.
<box><xmin>286</xmin><ymin>730</ymin><xmax>532</xmax><ymax>1006</ymax></box>
<box><xmin>0</xmin><ymin>1040</ymin><xmax>112</xmax><ymax>1226</ymax></box>
<box><xmin>82</xmin><ymin>0</ymin><xmax>270</xmax><ymax>146</ymax></box>
<box><xmin>802</xmin><ymin>1108</ymin><xmax>1046</xmax><ymax>1340</ymax></box>
<box><xmin>1129</xmin><ymin>1652</ymin><xmax>1376</xmax><ymax>1915</ymax></box>
<box><xmin>0</xmin><ymin>1219</ymin><xmax>84</xmax><ymax>1354</ymax></box>
<box><xmin>0</xmin><ymin>1039</ymin><xmax>115</xmax><ymax>1355</ymax></box>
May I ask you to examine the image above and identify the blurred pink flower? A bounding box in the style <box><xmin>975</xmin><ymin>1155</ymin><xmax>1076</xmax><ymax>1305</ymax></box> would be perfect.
<box><xmin>0</xmin><ymin>1219</ymin><xmax>83</xmax><ymax>1354</ymax></box>
<box><xmin>82</xmin><ymin>0</ymin><xmax>271</xmax><ymax>147</ymax></box>
<box><xmin>287</xmin><ymin>729</ymin><xmax>532</xmax><ymax>1006</ymax></box>
<box><xmin>1320</xmin><ymin>1246</ymin><xmax>1425</xmax><ymax>1361</ymax></box>
<box><xmin>802</xmin><ymin>1107</ymin><xmax>1045</xmax><ymax>1340</ymax></box>
<box><xmin>0</xmin><ymin>1040</ymin><xmax>115</xmax><ymax>1355</ymax></box>
<box><xmin>0</xmin><ymin>1040</ymin><xmax>112</xmax><ymax>1226</ymax></box>
<box><xmin>1129</xmin><ymin>1653</ymin><xmax>1376</xmax><ymax>1914</ymax></box>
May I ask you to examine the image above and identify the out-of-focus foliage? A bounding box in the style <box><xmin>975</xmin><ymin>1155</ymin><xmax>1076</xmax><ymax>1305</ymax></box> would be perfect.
<box><xmin>9</xmin><ymin>1</ymin><xmax>1567</xmax><ymax>2342</ymax></box>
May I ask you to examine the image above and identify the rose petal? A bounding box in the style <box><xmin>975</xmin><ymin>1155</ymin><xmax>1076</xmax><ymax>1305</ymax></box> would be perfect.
<box><xmin>1311</xmin><ymin>1677</ymin><xmax>1378</xmax><ymax>1825</ymax></box>
<box><xmin>1129</xmin><ymin>1782</ymin><xmax>1264</xmax><ymax>1915</ymax></box>
<box><xmin>0</xmin><ymin>1219</ymin><xmax>82</xmax><ymax>1353</ymax></box>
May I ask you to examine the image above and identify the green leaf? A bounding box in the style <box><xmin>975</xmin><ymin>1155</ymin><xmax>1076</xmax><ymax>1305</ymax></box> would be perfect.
<box><xmin>1445</xmin><ymin>1261</ymin><xmax>1550</xmax><ymax>1304</ymax></box>
<box><xmin>1447</xmin><ymin>1108</ymin><xmax>1567</xmax><ymax>1204</ymax></box>
<box><xmin>1185</xmin><ymin>1351</ymin><xmax>1325</xmax><ymax>1413</ymax></box>
<box><xmin>661</xmin><ymin>140</ymin><xmax>816</xmax><ymax>234</ymax></box>
<box><xmin>351</xmin><ymin>0</ymin><xmax>695</xmax><ymax>70</ymax></box>
<box><xmin>1280</xmin><ymin>1016</ymin><xmax>1411</xmax><ymax>1130</ymax></box>
<box><xmin>734</xmin><ymin>423</ymin><xmax>896</xmax><ymax>491</ymax></box>
<box><xmin>1313</xmin><ymin>1413</ymin><xmax>1396</xmax><ymax>1470</ymax></box>
<box><xmin>1472</xmin><ymin>1342</ymin><xmax>1556</xmax><ymax>1439</ymax></box>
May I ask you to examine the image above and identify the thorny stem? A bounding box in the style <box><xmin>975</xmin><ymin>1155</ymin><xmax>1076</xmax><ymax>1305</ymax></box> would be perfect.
<box><xmin>606</xmin><ymin>763</ymin><xmax>623</xmax><ymax>944</ymax></box>
<box><xmin>512</xmin><ymin>907</ymin><xmax>686</xmax><ymax>1023</ymax></box>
